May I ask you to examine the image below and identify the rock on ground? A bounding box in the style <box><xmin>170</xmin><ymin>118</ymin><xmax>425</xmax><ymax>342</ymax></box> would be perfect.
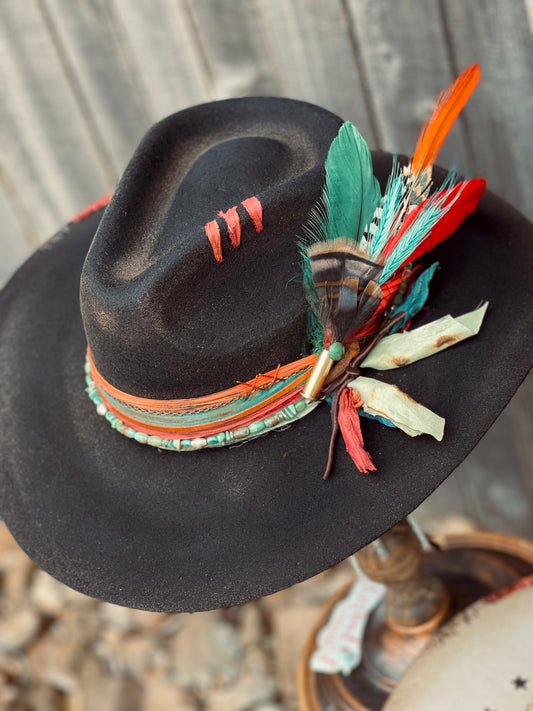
<box><xmin>0</xmin><ymin>517</ymin><xmax>467</xmax><ymax>710</ymax></box>
<box><xmin>0</xmin><ymin>522</ymin><xmax>360</xmax><ymax>710</ymax></box>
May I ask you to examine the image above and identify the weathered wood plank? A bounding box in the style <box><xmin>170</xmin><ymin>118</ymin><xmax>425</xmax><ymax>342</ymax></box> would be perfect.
<box><xmin>462</xmin><ymin>373</ymin><xmax>533</xmax><ymax>539</ymax></box>
<box><xmin>183</xmin><ymin>0</ymin><xmax>280</xmax><ymax>97</ymax></box>
<box><xmin>441</xmin><ymin>0</ymin><xmax>533</xmax><ymax>219</ymax></box>
<box><xmin>526</xmin><ymin>0</ymin><xmax>533</xmax><ymax>32</ymax></box>
<box><xmin>257</xmin><ymin>0</ymin><xmax>374</xmax><ymax>140</ymax></box>
<box><xmin>112</xmin><ymin>0</ymin><xmax>211</xmax><ymax>120</ymax></box>
<box><xmin>345</xmin><ymin>0</ymin><xmax>469</xmax><ymax>168</ymax></box>
<box><xmin>41</xmin><ymin>0</ymin><xmax>151</xmax><ymax>178</ymax></box>
<box><xmin>417</xmin><ymin>372</ymin><xmax>533</xmax><ymax>539</ymax></box>
<box><xmin>0</xmin><ymin>187</ymin><xmax>32</xmax><ymax>288</ymax></box>
<box><xmin>0</xmin><ymin>1</ymin><xmax>110</xmax><ymax>242</ymax></box>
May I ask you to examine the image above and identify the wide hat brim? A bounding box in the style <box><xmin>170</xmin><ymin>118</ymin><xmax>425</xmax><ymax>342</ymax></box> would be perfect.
<box><xmin>1</xmin><ymin>153</ymin><xmax>532</xmax><ymax>612</ymax></box>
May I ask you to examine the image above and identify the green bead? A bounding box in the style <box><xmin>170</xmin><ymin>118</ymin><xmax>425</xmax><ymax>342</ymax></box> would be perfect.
<box><xmin>265</xmin><ymin>415</ymin><xmax>280</xmax><ymax>428</ymax></box>
<box><xmin>294</xmin><ymin>398</ymin><xmax>307</xmax><ymax>412</ymax></box>
<box><xmin>207</xmin><ymin>435</ymin><xmax>219</xmax><ymax>446</ymax></box>
<box><xmin>282</xmin><ymin>404</ymin><xmax>297</xmax><ymax>419</ymax></box>
<box><xmin>134</xmin><ymin>432</ymin><xmax>148</xmax><ymax>444</ymax></box>
<box><xmin>249</xmin><ymin>421</ymin><xmax>265</xmax><ymax>435</ymax></box>
<box><xmin>105</xmin><ymin>411</ymin><xmax>116</xmax><ymax>424</ymax></box>
<box><xmin>180</xmin><ymin>439</ymin><xmax>192</xmax><ymax>449</ymax></box>
<box><xmin>84</xmin><ymin>361</ymin><xmax>91</xmax><ymax>374</ymax></box>
<box><xmin>328</xmin><ymin>342</ymin><xmax>345</xmax><ymax>361</ymax></box>
<box><xmin>124</xmin><ymin>428</ymin><xmax>135</xmax><ymax>438</ymax></box>
<box><xmin>217</xmin><ymin>432</ymin><xmax>226</xmax><ymax>444</ymax></box>
<box><xmin>147</xmin><ymin>435</ymin><xmax>163</xmax><ymax>447</ymax></box>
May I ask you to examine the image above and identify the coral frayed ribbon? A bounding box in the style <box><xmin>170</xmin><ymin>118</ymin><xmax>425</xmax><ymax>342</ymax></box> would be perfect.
<box><xmin>338</xmin><ymin>388</ymin><xmax>376</xmax><ymax>473</ymax></box>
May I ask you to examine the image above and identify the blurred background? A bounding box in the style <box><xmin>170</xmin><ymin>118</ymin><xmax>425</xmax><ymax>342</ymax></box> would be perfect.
<box><xmin>0</xmin><ymin>1</ymin><xmax>531</xmax><ymax>709</ymax></box>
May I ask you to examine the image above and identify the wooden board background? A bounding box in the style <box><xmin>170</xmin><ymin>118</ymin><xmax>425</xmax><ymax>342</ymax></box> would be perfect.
<box><xmin>0</xmin><ymin>0</ymin><xmax>532</xmax><ymax>537</ymax></box>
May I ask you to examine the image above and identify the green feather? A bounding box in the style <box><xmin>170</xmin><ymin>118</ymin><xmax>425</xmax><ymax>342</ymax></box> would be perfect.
<box><xmin>299</xmin><ymin>121</ymin><xmax>381</xmax><ymax>351</ymax></box>
<box><xmin>307</xmin><ymin>122</ymin><xmax>381</xmax><ymax>245</ymax></box>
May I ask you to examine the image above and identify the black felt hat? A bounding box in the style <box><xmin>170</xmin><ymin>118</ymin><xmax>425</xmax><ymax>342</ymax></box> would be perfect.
<box><xmin>0</xmin><ymin>96</ymin><xmax>532</xmax><ymax>612</ymax></box>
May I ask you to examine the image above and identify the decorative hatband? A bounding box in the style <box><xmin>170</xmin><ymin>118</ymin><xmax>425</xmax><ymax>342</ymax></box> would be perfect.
<box><xmin>85</xmin><ymin>349</ymin><xmax>319</xmax><ymax>451</ymax></box>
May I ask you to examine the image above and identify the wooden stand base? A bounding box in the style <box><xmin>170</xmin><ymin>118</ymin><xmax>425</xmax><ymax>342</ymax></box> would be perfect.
<box><xmin>298</xmin><ymin>531</ymin><xmax>533</xmax><ymax>711</ymax></box>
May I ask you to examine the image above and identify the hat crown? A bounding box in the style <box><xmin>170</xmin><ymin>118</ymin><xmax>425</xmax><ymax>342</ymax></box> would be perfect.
<box><xmin>80</xmin><ymin>98</ymin><xmax>343</xmax><ymax>399</ymax></box>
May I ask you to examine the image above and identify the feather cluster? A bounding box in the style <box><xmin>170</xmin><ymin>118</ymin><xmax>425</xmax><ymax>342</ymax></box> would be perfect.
<box><xmin>300</xmin><ymin>64</ymin><xmax>485</xmax><ymax>355</ymax></box>
<box><xmin>299</xmin><ymin>64</ymin><xmax>486</xmax><ymax>474</ymax></box>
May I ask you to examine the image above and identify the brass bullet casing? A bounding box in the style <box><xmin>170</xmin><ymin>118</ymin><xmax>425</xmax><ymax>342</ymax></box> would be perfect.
<box><xmin>301</xmin><ymin>349</ymin><xmax>335</xmax><ymax>402</ymax></box>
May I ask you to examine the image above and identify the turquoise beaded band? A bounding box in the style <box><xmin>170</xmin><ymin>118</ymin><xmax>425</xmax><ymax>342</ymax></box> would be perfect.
<box><xmin>85</xmin><ymin>361</ymin><xmax>319</xmax><ymax>451</ymax></box>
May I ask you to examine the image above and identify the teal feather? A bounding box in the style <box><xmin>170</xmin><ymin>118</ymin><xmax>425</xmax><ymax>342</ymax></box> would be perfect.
<box><xmin>301</xmin><ymin>121</ymin><xmax>381</xmax><ymax>246</ymax></box>
<box><xmin>359</xmin><ymin>410</ymin><xmax>396</xmax><ymax>428</ymax></box>
<box><xmin>299</xmin><ymin>240</ymin><xmax>321</xmax><ymax>348</ymax></box>
<box><xmin>380</xmin><ymin>173</ymin><xmax>461</xmax><ymax>283</ymax></box>
<box><xmin>299</xmin><ymin>122</ymin><xmax>382</xmax><ymax>349</ymax></box>
<box><xmin>390</xmin><ymin>262</ymin><xmax>439</xmax><ymax>333</ymax></box>
<box><xmin>305</xmin><ymin>308</ymin><xmax>326</xmax><ymax>354</ymax></box>
<box><xmin>367</xmin><ymin>160</ymin><xmax>404</xmax><ymax>259</ymax></box>
<box><xmin>323</xmin><ymin>122</ymin><xmax>381</xmax><ymax>242</ymax></box>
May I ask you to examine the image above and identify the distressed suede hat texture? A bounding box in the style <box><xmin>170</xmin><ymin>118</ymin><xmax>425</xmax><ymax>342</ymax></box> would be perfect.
<box><xmin>0</xmin><ymin>97</ymin><xmax>531</xmax><ymax>611</ymax></box>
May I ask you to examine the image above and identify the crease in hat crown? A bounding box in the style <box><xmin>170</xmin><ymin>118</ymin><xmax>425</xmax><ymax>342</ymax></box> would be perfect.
<box><xmin>82</xmin><ymin>67</ymin><xmax>487</xmax><ymax>476</ymax></box>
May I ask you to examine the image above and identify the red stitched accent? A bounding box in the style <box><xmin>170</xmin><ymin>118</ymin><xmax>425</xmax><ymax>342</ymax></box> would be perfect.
<box><xmin>236</xmin><ymin>364</ymin><xmax>287</xmax><ymax>399</ymax></box>
<box><xmin>241</xmin><ymin>197</ymin><xmax>263</xmax><ymax>233</ymax></box>
<box><xmin>236</xmin><ymin>374</ymin><xmax>261</xmax><ymax>399</ymax></box>
<box><xmin>70</xmin><ymin>194</ymin><xmax>112</xmax><ymax>223</ymax></box>
<box><xmin>218</xmin><ymin>206</ymin><xmax>241</xmax><ymax>247</ymax></box>
<box><xmin>267</xmin><ymin>363</ymin><xmax>282</xmax><ymax>385</ymax></box>
<box><xmin>206</xmin><ymin>195</ymin><xmax>263</xmax><ymax>261</ymax></box>
<box><xmin>205</xmin><ymin>220</ymin><xmax>223</xmax><ymax>262</ymax></box>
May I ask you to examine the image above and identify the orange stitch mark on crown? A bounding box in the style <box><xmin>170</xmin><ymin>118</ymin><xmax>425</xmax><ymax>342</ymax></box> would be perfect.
<box><xmin>205</xmin><ymin>220</ymin><xmax>223</xmax><ymax>262</ymax></box>
<box><xmin>241</xmin><ymin>196</ymin><xmax>263</xmax><ymax>233</ymax></box>
<box><xmin>205</xmin><ymin>196</ymin><xmax>263</xmax><ymax>261</ymax></box>
<box><xmin>218</xmin><ymin>206</ymin><xmax>241</xmax><ymax>247</ymax></box>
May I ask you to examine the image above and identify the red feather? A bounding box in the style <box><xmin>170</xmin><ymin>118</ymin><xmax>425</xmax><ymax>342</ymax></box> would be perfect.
<box><xmin>399</xmin><ymin>178</ymin><xmax>486</xmax><ymax>268</ymax></box>
<box><xmin>380</xmin><ymin>204</ymin><xmax>423</xmax><ymax>261</ymax></box>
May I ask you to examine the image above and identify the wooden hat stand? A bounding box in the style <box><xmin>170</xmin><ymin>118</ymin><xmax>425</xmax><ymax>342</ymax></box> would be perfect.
<box><xmin>298</xmin><ymin>519</ymin><xmax>533</xmax><ymax>711</ymax></box>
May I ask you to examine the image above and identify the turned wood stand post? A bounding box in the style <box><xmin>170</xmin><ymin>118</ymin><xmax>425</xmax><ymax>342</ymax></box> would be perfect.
<box><xmin>298</xmin><ymin>522</ymin><xmax>533</xmax><ymax>711</ymax></box>
<box><xmin>355</xmin><ymin>520</ymin><xmax>449</xmax><ymax>690</ymax></box>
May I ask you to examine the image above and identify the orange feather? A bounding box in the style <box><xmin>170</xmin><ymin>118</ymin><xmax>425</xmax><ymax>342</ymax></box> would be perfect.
<box><xmin>412</xmin><ymin>64</ymin><xmax>481</xmax><ymax>175</ymax></box>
